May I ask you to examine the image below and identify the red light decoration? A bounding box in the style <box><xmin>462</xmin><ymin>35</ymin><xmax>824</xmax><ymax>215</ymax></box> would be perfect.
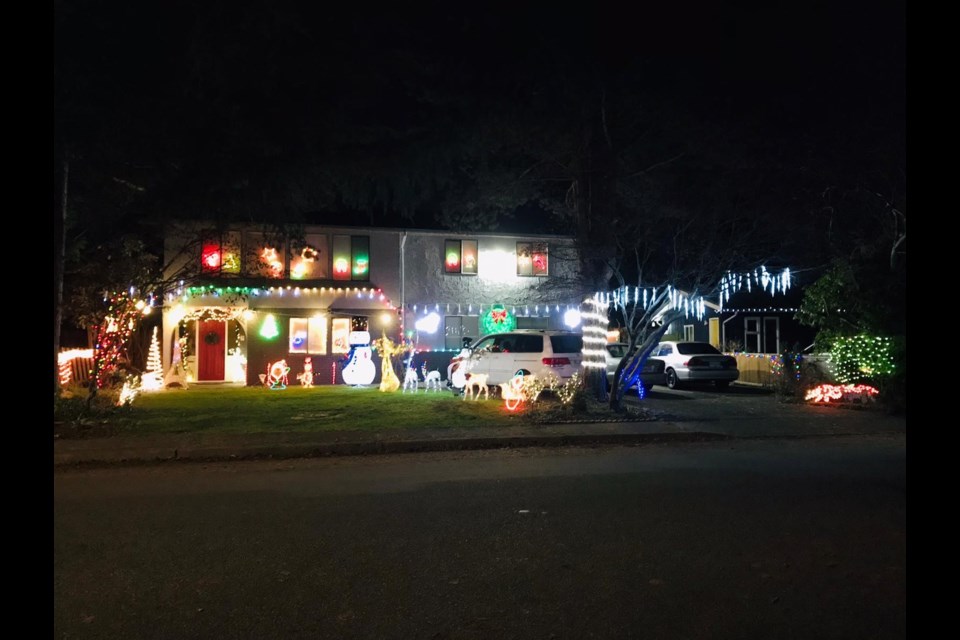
<box><xmin>334</xmin><ymin>258</ymin><xmax>350</xmax><ymax>275</ymax></box>
<box><xmin>532</xmin><ymin>253</ymin><xmax>547</xmax><ymax>274</ymax></box>
<box><xmin>203</xmin><ymin>250</ymin><xmax>221</xmax><ymax>269</ymax></box>
<box><xmin>446</xmin><ymin>252</ymin><xmax>460</xmax><ymax>269</ymax></box>
<box><xmin>500</xmin><ymin>372</ymin><xmax>532</xmax><ymax>412</ymax></box>
<box><xmin>804</xmin><ymin>383</ymin><xmax>879</xmax><ymax>404</ymax></box>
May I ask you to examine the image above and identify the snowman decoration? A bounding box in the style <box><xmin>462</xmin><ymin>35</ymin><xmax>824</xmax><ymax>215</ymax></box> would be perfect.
<box><xmin>341</xmin><ymin>331</ymin><xmax>376</xmax><ymax>386</ymax></box>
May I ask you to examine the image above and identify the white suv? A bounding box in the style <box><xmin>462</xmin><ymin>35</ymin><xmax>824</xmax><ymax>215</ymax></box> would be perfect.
<box><xmin>450</xmin><ymin>330</ymin><xmax>583</xmax><ymax>388</ymax></box>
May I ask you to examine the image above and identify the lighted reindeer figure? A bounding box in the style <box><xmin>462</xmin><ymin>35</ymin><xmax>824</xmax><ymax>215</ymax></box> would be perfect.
<box><xmin>421</xmin><ymin>363</ymin><xmax>442</xmax><ymax>392</ymax></box>
<box><xmin>402</xmin><ymin>366</ymin><xmax>419</xmax><ymax>393</ymax></box>
<box><xmin>463</xmin><ymin>373</ymin><xmax>490</xmax><ymax>400</ymax></box>
<box><xmin>371</xmin><ymin>333</ymin><xmax>412</xmax><ymax>393</ymax></box>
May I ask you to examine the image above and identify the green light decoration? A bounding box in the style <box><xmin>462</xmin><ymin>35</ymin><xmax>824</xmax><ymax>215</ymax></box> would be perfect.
<box><xmin>829</xmin><ymin>335</ymin><xmax>895</xmax><ymax>383</ymax></box>
<box><xmin>480</xmin><ymin>304</ymin><xmax>516</xmax><ymax>335</ymax></box>
<box><xmin>353</xmin><ymin>256</ymin><xmax>369</xmax><ymax>276</ymax></box>
<box><xmin>259</xmin><ymin>314</ymin><xmax>280</xmax><ymax>340</ymax></box>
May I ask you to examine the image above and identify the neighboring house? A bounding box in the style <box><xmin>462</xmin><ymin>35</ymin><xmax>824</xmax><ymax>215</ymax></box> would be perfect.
<box><xmin>161</xmin><ymin>223</ymin><xmax>581</xmax><ymax>386</ymax></box>
<box><xmin>713</xmin><ymin>288</ymin><xmax>813</xmax><ymax>354</ymax></box>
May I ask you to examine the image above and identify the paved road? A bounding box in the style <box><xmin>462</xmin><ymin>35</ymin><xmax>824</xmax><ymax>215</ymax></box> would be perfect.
<box><xmin>55</xmin><ymin>435</ymin><xmax>905</xmax><ymax>639</ymax></box>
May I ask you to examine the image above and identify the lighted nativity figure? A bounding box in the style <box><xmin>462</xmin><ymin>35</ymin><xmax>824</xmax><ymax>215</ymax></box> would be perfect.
<box><xmin>371</xmin><ymin>333</ymin><xmax>413</xmax><ymax>393</ymax></box>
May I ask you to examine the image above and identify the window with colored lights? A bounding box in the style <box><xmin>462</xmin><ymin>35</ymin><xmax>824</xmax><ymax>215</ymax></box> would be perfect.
<box><xmin>200</xmin><ymin>230</ymin><xmax>241</xmax><ymax>276</ymax></box>
<box><xmin>516</xmin><ymin>242</ymin><xmax>548</xmax><ymax>276</ymax></box>
<box><xmin>444</xmin><ymin>239</ymin><xmax>478</xmax><ymax>275</ymax></box>
<box><xmin>333</xmin><ymin>235</ymin><xmax>370</xmax><ymax>281</ymax></box>
<box><xmin>289</xmin><ymin>316</ymin><xmax>329</xmax><ymax>354</ymax></box>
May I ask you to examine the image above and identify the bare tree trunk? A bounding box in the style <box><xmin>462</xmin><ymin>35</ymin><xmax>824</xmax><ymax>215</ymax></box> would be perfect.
<box><xmin>54</xmin><ymin>154</ymin><xmax>68</xmax><ymax>395</ymax></box>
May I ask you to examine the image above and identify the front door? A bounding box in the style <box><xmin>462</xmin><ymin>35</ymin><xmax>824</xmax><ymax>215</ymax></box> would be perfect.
<box><xmin>198</xmin><ymin>320</ymin><xmax>226</xmax><ymax>381</ymax></box>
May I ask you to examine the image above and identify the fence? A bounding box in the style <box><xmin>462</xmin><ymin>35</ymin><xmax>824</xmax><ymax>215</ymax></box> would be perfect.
<box><xmin>58</xmin><ymin>349</ymin><xmax>95</xmax><ymax>386</ymax></box>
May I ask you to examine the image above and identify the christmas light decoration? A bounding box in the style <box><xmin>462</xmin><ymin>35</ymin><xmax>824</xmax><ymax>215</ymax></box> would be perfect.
<box><xmin>415</xmin><ymin>312</ymin><xmax>441</xmax><ymax>334</ymax></box>
<box><xmin>805</xmin><ymin>383</ymin><xmax>879</xmax><ymax>404</ymax></box>
<box><xmin>581</xmin><ymin>297</ymin><xmax>609</xmax><ymax>370</ymax></box>
<box><xmin>259</xmin><ymin>314</ymin><xmax>280</xmax><ymax>340</ymax></box>
<box><xmin>266</xmin><ymin>360</ymin><xmax>290</xmax><ymax>390</ymax></box>
<box><xmin>258</xmin><ymin>247</ymin><xmax>284</xmax><ymax>278</ymax></box>
<box><xmin>141</xmin><ymin>326</ymin><xmax>163</xmax><ymax>391</ymax></box>
<box><xmin>58</xmin><ymin>349</ymin><xmax>94</xmax><ymax>386</ymax></box>
<box><xmin>297</xmin><ymin>357</ymin><xmax>314</xmax><ymax>387</ymax></box>
<box><xmin>480</xmin><ymin>304</ymin><xmax>516</xmax><ymax>335</ymax></box>
<box><xmin>117</xmin><ymin>379</ymin><xmax>139</xmax><ymax>406</ymax></box>
<box><xmin>564</xmin><ymin>309</ymin><xmax>582</xmax><ymax>328</ymax></box>
<box><xmin>500</xmin><ymin>372</ymin><xmax>532</xmax><ymax>411</ymax></box>
<box><xmin>828</xmin><ymin>336</ymin><xmax>895</xmax><ymax>384</ymax></box>
<box><xmin>371</xmin><ymin>333</ymin><xmax>412</xmax><ymax>392</ymax></box>
<box><xmin>93</xmin><ymin>289</ymin><xmax>154</xmax><ymax>389</ymax></box>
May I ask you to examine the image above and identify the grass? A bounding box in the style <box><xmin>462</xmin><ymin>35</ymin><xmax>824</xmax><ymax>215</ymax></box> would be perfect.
<box><xmin>55</xmin><ymin>383</ymin><xmax>655</xmax><ymax>439</ymax></box>
<box><xmin>117</xmin><ymin>385</ymin><xmax>523</xmax><ymax>435</ymax></box>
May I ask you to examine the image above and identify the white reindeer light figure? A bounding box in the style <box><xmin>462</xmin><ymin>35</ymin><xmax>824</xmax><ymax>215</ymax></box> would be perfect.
<box><xmin>402</xmin><ymin>367</ymin><xmax>419</xmax><ymax>393</ymax></box>
<box><xmin>463</xmin><ymin>373</ymin><xmax>489</xmax><ymax>400</ymax></box>
<box><xmin>421</xmin><ymin>363</ymin><xmax>442</xmax><ymax>392</ymax></box>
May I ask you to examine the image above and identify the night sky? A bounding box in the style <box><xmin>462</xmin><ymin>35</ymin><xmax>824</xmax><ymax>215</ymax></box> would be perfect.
<box><xmin>55</xmin><ymin>0</ymin><xmax>905</xmax><ymax>252</ymax></box>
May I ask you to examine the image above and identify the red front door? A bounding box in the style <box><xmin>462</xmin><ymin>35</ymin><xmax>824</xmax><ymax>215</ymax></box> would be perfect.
<box><xmin>198</xmin><ymin>320</ymin><xmax>226</xmax><ymax>381</ymax></box>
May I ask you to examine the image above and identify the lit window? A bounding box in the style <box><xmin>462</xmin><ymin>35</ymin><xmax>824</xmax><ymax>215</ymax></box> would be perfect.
<box><xmin>289</xmin><ymin>234</ymin><xmax>329</xmax><ymax>280</ymax></box>
<box><xmin>289</xmin><ymin>316</ymin><xmax>329</xmax><ymax>354</ymax></box>
<box><xmin>200</xmin><ymin>231</ymin><xmax>242</xmax><ymax>275</ymax></box>
<box><xmin>517</xmin><ymin>242</ymin><xmax>548</xmax><ymax>276</ymax></box>
<box><xmin>444</xmin><ymin>239</ymin><xmax>478</xmax><ymax>274</ymax></box>
<box><xmin>332</xmin><ymin>235</ymin><xmax>370</xmax><ymax>281</ymax></box>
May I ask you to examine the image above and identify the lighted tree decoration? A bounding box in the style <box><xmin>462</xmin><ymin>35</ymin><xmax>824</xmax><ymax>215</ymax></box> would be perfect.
<box><xmin>92</xmin><ymin>290</ymin><xmax>153</xmax><ymax>390</ymax></box>
<box><xmin>141</xmin><ymin>326</ymin><xmax>163</xmax><ymax>391</ymax></box>
<box><xmin>260</xmin><ymin>314</ymin><xmax>280</xmax><ymax>340</ymax></box>
<box><xmin>371</xmin><ymin>332</ymin><xmax>413</xmax><ymax>392</ymax></box>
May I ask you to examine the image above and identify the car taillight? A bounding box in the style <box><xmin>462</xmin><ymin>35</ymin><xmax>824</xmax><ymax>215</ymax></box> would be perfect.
<box><xmin>683</xmin><ymin>360</ymin><xmax>691</xmax><ymax>366</ymax></box>
<box><xmin>542</xmin><ymin>357</ymin><xmax>571</xmax><ymax>366</ymax></box>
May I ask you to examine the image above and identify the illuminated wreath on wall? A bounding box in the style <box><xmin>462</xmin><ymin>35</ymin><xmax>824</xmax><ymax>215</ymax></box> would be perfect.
<box><xmin>204</xmin><ymin>331</ymin><xmax>221</xmax><ymax>345</ymax></box>
<box><xmin>480</xmin><ymin>304</ymin><xmax>516</xmax><ymax>335</ymax></box>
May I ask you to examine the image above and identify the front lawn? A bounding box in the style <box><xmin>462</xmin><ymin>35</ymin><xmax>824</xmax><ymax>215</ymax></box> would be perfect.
<box><xmin>117</xmin><ymin>385</ymin><xmax>520</xmax><ymax>435</ymax></box>
<box><xmin>55</xmin><ymin>382</ymin><xmax>655</xmax><ymax>439</ymax></box>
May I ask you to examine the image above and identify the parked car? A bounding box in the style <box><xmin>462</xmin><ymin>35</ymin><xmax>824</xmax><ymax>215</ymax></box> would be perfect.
<box><xmin>652</xmin><ymin>341</ymin><xmax>739</xmax><ymax>390</ymax></box>
<box><xmin>450</xmin><ymin>330</ymin><xmax>583</xmax><ymax>389</ymax></box>
<box><xmin>605</xmin><ymin>343</ymin><xmax>667</xmax><ymax>391</ymax></box>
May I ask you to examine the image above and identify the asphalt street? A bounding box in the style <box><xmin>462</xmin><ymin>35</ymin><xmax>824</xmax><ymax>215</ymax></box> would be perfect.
<box><xmin>55</xmin><ymin>434</ymin><xmax>906</xmax><ymax>640</ymax></box>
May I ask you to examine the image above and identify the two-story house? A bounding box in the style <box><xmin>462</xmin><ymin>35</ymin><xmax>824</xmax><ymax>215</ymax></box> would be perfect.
<box><xmin>161</xmin><ymin>223</ymin><xmax>582</xmax><ymax>386</ymax></box>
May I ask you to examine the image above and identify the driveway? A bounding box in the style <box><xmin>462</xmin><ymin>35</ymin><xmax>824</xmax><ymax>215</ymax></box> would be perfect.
<box><xmin>623</xmin><ymin>383</ymin><xmax>906</xmax><ymax>439</ymax></box>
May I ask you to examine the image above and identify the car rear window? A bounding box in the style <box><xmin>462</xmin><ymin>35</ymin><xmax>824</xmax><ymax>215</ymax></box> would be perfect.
<box><xmin>676</xmin><ymin>342</ymin><xmax>721</xmax><ymax>355</ymax></box>
<box><xmin>550</xmin><ymin>335</ymin><xmax>583</xmax><ymax>353</ymax></box>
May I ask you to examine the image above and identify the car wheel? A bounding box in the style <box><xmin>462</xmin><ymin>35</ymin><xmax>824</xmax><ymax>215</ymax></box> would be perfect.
<box><xmin>715</xmin><ymin>380</ymin><xmax>731</xmax><ymax>391</ymax></box>
<box><xmin>665</xmin><ymin>369</ymin><xmax>680</xmax><ymax>390</ymax></box>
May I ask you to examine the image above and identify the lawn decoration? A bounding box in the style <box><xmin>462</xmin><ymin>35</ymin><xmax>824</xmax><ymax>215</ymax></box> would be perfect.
<box><xmin>402</xmin><ymin>367</ymin><xmax>419</xmax><ymax>393</ymax></box>
<box><xmin>463</xmin><ymin>373</ymin><xmax>490</xmax><ymax>401</ymax></box>
<box><xmin>342</xmin><ymin>331</ymin><xmax>377</xmax><ymax>386</ymax></box>
<box><xmin>297</xmin><ymin>357</ymin><xmax>314</xmax><ymax>387</ymax></box>
<box><xmin>266</xmin><ymin>359</ymin><xmax>290</xmax><ymax>390</ymax></box>
<box><xmin>371</xmin><ymin>332</ymin><xmax>412</xmax><ymax>393</ymax></box>
<box><xmin>499</xmin><ymin>371</ymin><xmax>534</xmax><ymax>411</ymax></box>
<box><xmin>449</xmin><ymin>347</ymin><xmax>471</xmax><ymax>389</ymax></box>
<box><xmin>141</xmin><ymin>326</ymin><xmax>163</xmax><ymax>391</ymax></box>
<box><xmin>805</xmin><ymin>383</ymin><xmax>879</xmax><ymax>404</ymax></box>
<box><xmin>421</xmin><ymin>363</ymin><xmax>442</xmax><ymax>392</ymax></box>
